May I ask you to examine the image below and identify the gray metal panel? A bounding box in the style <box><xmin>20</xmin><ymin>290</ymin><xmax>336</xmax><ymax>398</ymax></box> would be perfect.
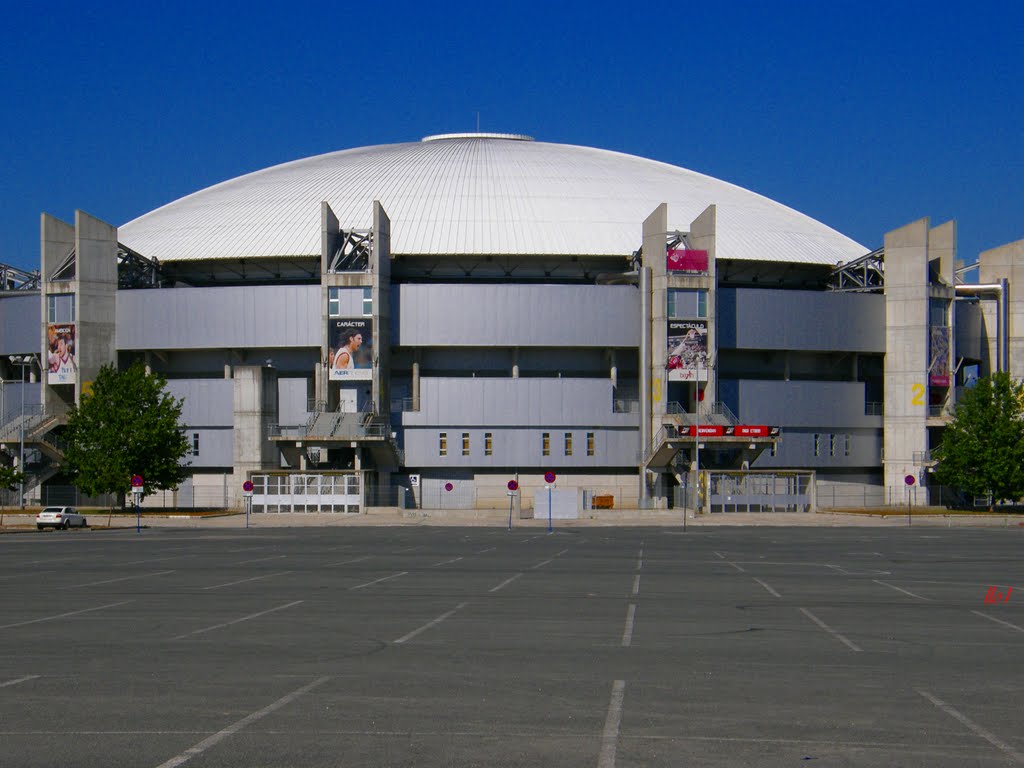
<box><xmin>278</xmin><ymin>377</ymin><xmax>312</xmax><ymax>426</ymax></box>
<box><xmin>752</xmin><ymin>428</ymin><xmax>882</xmax><ymax>469</ymax></box>
<box><xmin>402</xmin><ymin>427</ymin><xmax>638</xmax><ymax>468</ymax></box>
<box><xmin>402</xmin><ymin>378</ymin><xmax>637</xmax><ymax>427</ymax></box>
<box><xmin>0</xmin><ymin>295</ymin><xmax>41</xmax><ymax>356</ymax></box>
<box><xmin>1</xmin><ymin>382</ymin><xmax>41</xmax><ymax>424</ymax></box>
<box><xmin>116</xmin><ymin>285</ymin><xmax>321</xmax><ymax>350</ymax></box>
<box><xmin>721</xmin><ymin>379</ymin><xmax>883</xmax><ymax>429</ymax></box>
<box><xmin>165</xmin><ymin>379</ymin><xmax>234</xmax><ymax>427</ymax></box>
<box><xmin>954</xmin><ymin>299</ymin><xmax>984</xmax><ymax>361</ymax></box>
<box><xmin>395</xmin><ymin>284</ymin><xmax>638</xmax><ymax>346</ymax></box>
<box><xmin>183</xmin><ymin>427</ymin><xmax>233</xmax><ymax>467</ymax></box>
<box><xmin>718</xmin><ymin>288</ymin><xmax>885</xmax><ymax>352</ymax></box>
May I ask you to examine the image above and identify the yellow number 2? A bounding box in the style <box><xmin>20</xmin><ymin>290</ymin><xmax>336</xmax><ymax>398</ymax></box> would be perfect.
<box><xmin>911</xmin><ymin>383</ymin><xmax>925</xmax><ymax>406</ymax></box>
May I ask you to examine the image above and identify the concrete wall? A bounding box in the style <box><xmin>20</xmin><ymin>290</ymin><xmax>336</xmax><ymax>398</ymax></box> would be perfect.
<box><xmin>72</xmin><ymin>211</ymin><xmax>119</xmax><ymax>404</ymax></box>
<box><xmin>979</xmin><ymin>238</ymin><xmax>1024</xmax><ymax>379</ymax></box>
<box><xmin>395</xmin><ymin>284</ymin><xmax>638</xmax><ymax>347</ymax></box>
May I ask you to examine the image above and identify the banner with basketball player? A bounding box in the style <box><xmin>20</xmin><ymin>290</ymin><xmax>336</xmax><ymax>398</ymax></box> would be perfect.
<box><xmin>328</xmin><ymin>319</ymin><xmax>373</xmax><ymax>380</ymax></box>
<box><xmin>667</xmin><ymin>320</ymin><xmax>708</xmax><ymax>381</ymax></box>
<box><xmin>47</xmin><ymin>323</ymin><xmax>77</xmax><ymax>385</ymax></box>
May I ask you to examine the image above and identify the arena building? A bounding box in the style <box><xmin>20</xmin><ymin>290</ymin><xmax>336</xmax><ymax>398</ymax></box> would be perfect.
<box><xmin>1</xmin><ymin>132</ymin><xmax>1021</xmax><ymax>514</ymax></box>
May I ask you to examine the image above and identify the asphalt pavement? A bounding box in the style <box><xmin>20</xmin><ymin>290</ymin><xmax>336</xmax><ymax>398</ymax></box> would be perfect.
<box><xmin>1</xmin><ymin>525</ymin><xmax>1022</xmax><ymax>766</ymax></box>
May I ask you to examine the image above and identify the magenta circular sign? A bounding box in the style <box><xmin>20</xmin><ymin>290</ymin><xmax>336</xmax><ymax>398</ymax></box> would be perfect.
<box><xmin>131</xmin><ymin>474</ymin><xmax>144</xmax><ymax>487</ymax></box>
<box><xmin>445</xmin><ymin>482</ymin><xmax>454</xmax><ymax>492</ymax></box>
<box><xmin>904</xmin><ymin>474</ymin><xmax>916</xmax><ymax>486</ymax></box>
<box><xmin>242</xmin><ymin>480</ymin><xmax>254</xmax><ymax>492</ymax></box>
<box><xmin>544</xmin><ymin>471</ymin><xmax>556</xmax><ymax>484</ymax></box>
<box><xmin>507</xmin><ymin>480</ymin><xmax>519</xmax><ymax>491</ymax></box>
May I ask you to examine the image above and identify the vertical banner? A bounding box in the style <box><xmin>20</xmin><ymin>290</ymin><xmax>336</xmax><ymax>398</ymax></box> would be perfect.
<box><xmin>47</xmin><ymin>323</ymin><xmax>77</xmax><ymax>384</ymax></box>
<box><xmin>667</xmin><ymin>320</ymin><xmax>708</xmax><ymax>381</ymax></box>
<box><xmin>929</xmin><ymin>326</ymin><xmax>950</xmax><ymax>386</ymax></box>
<box><xmin>329</xmin><ymin>319</ymin><xmax>373</xmax><ymax>380</ymax></box>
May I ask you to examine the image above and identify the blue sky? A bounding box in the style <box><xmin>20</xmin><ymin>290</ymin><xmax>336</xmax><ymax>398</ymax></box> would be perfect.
<box><xmin>1</xmin><ymin>1</ymin><xmax>1020</xmax><ymax>273</ymax></box>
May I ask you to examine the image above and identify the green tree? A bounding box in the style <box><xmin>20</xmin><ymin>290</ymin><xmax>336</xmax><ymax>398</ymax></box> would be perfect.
<box><xmin>62</xmin><ymin>363</ymin><xmax>190</xmax><ymax>502</ymax></box>
<box><xmin>0</xmin><ymin>463</ymin><xmax>23</xmax><ymax>492</ymax></box>
<box><xmin>934</xmin><ymin>372</ymin><xmax>1024</xmax><ymax>509</ymax></box>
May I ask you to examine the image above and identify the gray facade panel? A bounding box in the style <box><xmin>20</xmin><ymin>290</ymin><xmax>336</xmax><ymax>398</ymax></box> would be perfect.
<box><xmin>402</xmin><ymin>427</ymin><xmax>638</xmax><ymax>468</ymax></box>
<box><xmin>402</xmin><ymin>378</ymin><xmax>637</xmax><ymax>427</ymax></box>
<box><xmin>183</xmin><ymin>427</ymin><xmax>233</xmax><ymax>468</ymax></box>
<box><xmin>165</xmin><ymin>379</ymin><xmax>234</xmax><ymax>427</ymax></box>
<box><xmin>278</xmin><ymin>377</ymin><xmax>312</xmax><ymax>427</ymax></box>
<box><xmin>718</xmin><ymin>288</ymin><xmax>885</xmax><ymax>352</ymax></box>
<box><xmin>1</xmin><ymin>382</ymin><xmax>41</xmax><ymax>424</ymax></box>
<box><xmin>395</xmin><ymin>284</ymin><xmax>638</xmax><ymax>347</ymax></box>
<box><xmin>752</xmin><ymin>427</ymin><xmax>881</xmax><ymax>469</ymax></box>
<box><xmin>721</xmin><ymin>379</ymin><xmax>882</xmax><ymax>429</ymax></box>
<box><xmin>954</xmin><ymin>299</ymin><xmax>984</xmax><ymax>361</ymax></box>
<box><xmin>116</xmin><ymin>285</ymin><xmax>321</xmax><ymax>350</ymax></box>
<box><xmin>0</xmin><ymin>295</ymin><xmax>40</xmax><ymax>356</ymax></box>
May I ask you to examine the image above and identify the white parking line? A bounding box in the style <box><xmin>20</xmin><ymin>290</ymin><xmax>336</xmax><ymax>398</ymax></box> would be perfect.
<box><xmin>325</xmin><ymin>555</ymin><xmax>372</xmax><ymax>567</ymax></box>
<box><xmin>971</xmin><ymin>610</ymin><xmax>1024</xmax><ymax>634</ymax></box>
<box><xmin>874</xmin><ymin>580</ymin><xmax>930</xmax><ymax>600</ymax></box>
<box><xmin>917</xmin><ymin>689</ymin><xmax>1024</xmax><ymax>764</ymax></box>
<box><xmin>621</xmin><ymin>605</ymin><xmax>636</xmax><ymax>647</ymax></box>
<box><xmin>726</xmin><ymin>561</ymin><xmax>746</xmax><ymax>573</ymax></box>
<box><xmin>798</xmin><ymin>608</ymin><xmax>862</xmax><ymax>652</ymax></box>
<box><xmin>202</xmin><ymin>571</ymin><xmax>292</xmax><ymax>590</ymax></box>
<box><xmin>489</xmin><ymin>573</ymin><xmax>523</xmax><ymax>593</ymax></box>
<box><xmin>530</xmin><ymin>558</ymin><xmax>555</xmax><ymax>570</ymax></box>
<box><xmin>153</xmin><ymin>676</ymin><xmax>331</xmax><ymax>768</ymax></box>
<box><xmin>349</xmin><ymin>571</ymin><xmax>407</xmax><ymax>590</ymax></box>
<box><xmin>74</xmin><ymin>570</ymin><xmax>176</xmax><ymax>588</ymax></box>
<box><xmin>0</xmin><ymin>601</ymin><xmax>133</xmax><ymax>630</ymax></box>
<box><xmin>753</xmin><ymin>577</ymin><xmax>781</xmax><ymax>598</ymax></box>
<box><xmin>475</xmin><ymin>547</ymin><xmax>496</xmax><ymax>554</ymax></box>
<box><xmin>432</xmin><ymin>557</ymin><xmax>463</xmax><ymax>567</ymax></box>
<box><xmin>632</xmin><ymin>575</ymin><xmax>641</xmax><ymax>596</ymax></box>
<box><xmin>170</xmin><ymin>601</ymin><xmax>304</xmax><ymax>640</ymax></box>
<box><xmin>393</xmin><ymin>603</ymin><xmax>469</xmax><ymax>644</ymax></box>
<box><xmin>597</xmin><ymin>680</ymin><xmax>626</xmax><ymax>768</ymax></box>
<box><xmin>0</xmin><ymin>675</ymin><xmax>39</xmax><ymax>689</ymax></box>
<box><xmin>228</xmin><ymin>555</ymin><xmax>286</xmax><ymax>566</ymax></box>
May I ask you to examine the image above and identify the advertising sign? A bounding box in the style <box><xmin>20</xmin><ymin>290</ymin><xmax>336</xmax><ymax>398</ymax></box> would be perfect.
<box><xmin>47</xmin><ymin>323</ymin><xmax>77</xmax><ymax>385</ymax></box>
<box><xmin>667</xmin><ymin>320</ymin><xmax>708</xmax><ymax>381</ymax></box>
<box><xmin>667</xmin><ymin>249</ymin><xmax>709</xmax><ymax>273</ymax></box>
<box><xmin>328</xmin><ymin>318</ymin><xmax>373</xmax><ymax>381</ymax></box>
<box><xmin>929</xmin><ymin>326</ymin><xmax>950</xmax><ymax>387</ymax></box>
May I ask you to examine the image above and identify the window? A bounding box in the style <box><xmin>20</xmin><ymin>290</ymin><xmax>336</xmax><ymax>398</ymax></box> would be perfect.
<box><xmin>829</xmin><ymin>434</ymin><xmax>836</xmax><ymax>457</ymax></box>
<box><xmin>586</xmin><ymin>432</ymin><xmax>595</xmax><ymax>456</ymax></box>
<box><xmin>667</xmin><ymin>289</ymin><xmax>707</xmax><ymax>319</ymax></box>
<box><xmin>47</xmin><ymin>293</ymin><xmax>75</xmax><ymax>323</ymax></box>
<box><xmin>439</xmin><ymin>432</ymin><xmax>447</xmax><ymax>456</ymax></box>
<box><xmin>844</xmin><ymin>434</ymin><xmax>851</xmax><ymax>457</ymax></box>
<box><xmin>564</xmin><ymin>432</ymin><xmax>573</xmax><ymax>456</ymax></box>
<box><xmin>542</xmin><ymin>432</ymin><xmax>550</xmax><ymax>456</ymax></box>
<box><xmin>813</xmin><ymin>434</ymin><xmax>821</xmax><ymax>457</ymax></box>
<box><xmin>362</xmin><ymin>287</ymin><xmax>373</xmax><ymax>316</ymax></box>
<box><xmin>328</xmin><ymin>287</ymin><xmax>341</xmax><ymax>318</ymax></box>
<box><xmin>191</xmin><ymin>433</ymin><xmax>200</xmax><ymax>457</ymax></box>
<box><xmin>462</xmin><ymin>432</ymin><xmax>470</xmax><ymax>456</ymax></box>
<box><xmin>770</xmin><ymin>441</ymin><xmax>777</xmax><ymax>457</ymax></box>
<box><xmin>484</xmin><ymin>432</ymin><xmax>493</xmax><ymax>456</ymax></box>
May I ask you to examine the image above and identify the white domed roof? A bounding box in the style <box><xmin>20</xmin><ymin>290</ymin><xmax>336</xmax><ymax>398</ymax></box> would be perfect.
<box><xmin>119</xmin><ymin>133</ymin><xmax>866</xmax><ymax>265</ymax></box>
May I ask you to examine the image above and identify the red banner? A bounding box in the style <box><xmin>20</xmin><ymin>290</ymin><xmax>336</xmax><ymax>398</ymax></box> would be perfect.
<box><xmin>667</xmin><ymin>248</ymin><xmax>709</xmax><ymax>273</ymax></box>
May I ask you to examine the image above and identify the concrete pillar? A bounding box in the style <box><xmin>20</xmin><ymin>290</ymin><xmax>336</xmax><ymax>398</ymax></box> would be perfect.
<box><xmin>412</xmin><ymin>357</ymin><xmax>421</xmax><ymax>411</ymax></box>
<box><xmin>979</xmin><ymin>238</ymin><xmax>1024</xmax><ymax>380</ymax></box>
<box><xmin>232</xmin><ymin>365</ymin><xmax>279</xmax><ymax>509</ymax></box>
<box><xmin>883</xmin><ymin>218</ymin><xmax>930</xmax><ymax>501</ymax></box>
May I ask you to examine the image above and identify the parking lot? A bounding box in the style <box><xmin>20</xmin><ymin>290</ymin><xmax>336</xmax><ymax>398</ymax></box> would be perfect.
<box><xmin>1</xmin><ymin>525</ymin><xmax>1022</xmax><ymax>767</ymax></box>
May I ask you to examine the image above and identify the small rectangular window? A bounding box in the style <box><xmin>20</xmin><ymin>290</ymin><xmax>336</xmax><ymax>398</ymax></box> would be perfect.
<box><xmin>484</xmin><ymin>432</ymin><xmax>493</xmax><ymax>456</ymax></box>
<box><xmin>697</xmin><ymin>290</ymin><xmax>707</xmax><ymax>318</ymax></box>
<box><xmin>564</xmin><ymin>432</ymin><xmax>573</xmax><ymax>456</ymax></box>
<box><xmin>439</xmin><ymin>432</ymin><xmax>447</xmax><ymax>457</ymax></box>
<box><xmin>362</xmin><ymin>287</ymin><xmax>373</xmax><ymax>316</ymax></box>
<box><xmin>542</xmin><ymin>432</ymin><xmax>550</xmax><ymax>456</ymax></box>
<box><xmin>813</xmin><ymin>434</ymin><xmax>821</xmax><ymax>457</ymax></box>
<box><xmin>462</xmin><ymin>432</ymin><xmax>470</xmax><ymax>456</ymax></box>
<box><xmin>47</xmin><ymin>293</ymin><xmax>75</xmax><ymax>323</ymax></box>
<box><xmin>770</xmin><ymin>441</ymin><xmax>777</xmax><ymax>457</ymax></box>
<box><xmin>587</xmin><ymin>432</ymin><xmax>595</xmax><ymax>456</ymax></box>
<box><xmin>328</xmin><ymin>287</ymin><xmax>341</xmax><ymax>318</ymax></box>
<box><xmin>844</xmin><ymin>434</ymin><xmax>851</xmax><ymax>457</ymax></box>
<box><xmin>192</xmin><ymin>433</ymin><xmax>200</xmax><ymax>457</ymax></box>
<box><xmin>829</xmin><ymin>434</ymin><xmax>836</xmax><ymax>457</ymax></box>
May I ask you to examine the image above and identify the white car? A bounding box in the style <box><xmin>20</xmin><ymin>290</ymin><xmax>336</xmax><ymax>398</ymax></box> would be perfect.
<box><xmin>36</xmin><ymin>506</ymin><xmax>87</xmax><ymax>530</ymax></box>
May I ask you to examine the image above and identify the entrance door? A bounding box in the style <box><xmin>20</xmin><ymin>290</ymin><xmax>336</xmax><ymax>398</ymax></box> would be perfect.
<box><xmin>338</xmin><ymin>388</ymin><xmax>358</xmax><ymax>413</ymax></box>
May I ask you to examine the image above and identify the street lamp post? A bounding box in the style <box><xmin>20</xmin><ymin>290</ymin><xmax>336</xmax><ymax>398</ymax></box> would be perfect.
<box><xmin>9</xmin><ymin>356</ymin><xmax>34</xmax><ymax>509</ymax></box>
